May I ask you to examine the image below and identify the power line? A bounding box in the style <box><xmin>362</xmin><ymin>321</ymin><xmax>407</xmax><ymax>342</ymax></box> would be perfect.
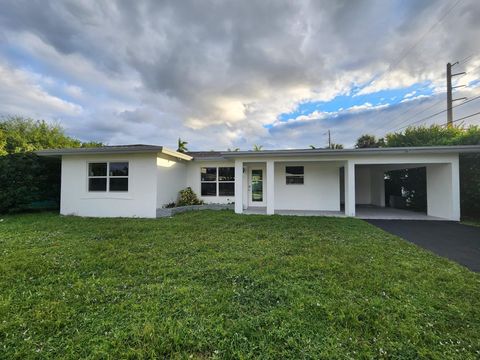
<box><xmin>372</xmin><ymin>0</ymin><xmax>463</xmax><ymax>84</ymax></box>
<box><xmin>441</xmin><ymin>110</ymin><xmax>480</xmax><ymax>126</ymax></box>
<box><xmin>383</xmin><ymin>96</ymin><xmax>445</xmax><ymax>133</ymax></box>
<box><xmin>393</xmin><ymin>94</ymin><xmax>480</xmax><ymax>131</ymax></box>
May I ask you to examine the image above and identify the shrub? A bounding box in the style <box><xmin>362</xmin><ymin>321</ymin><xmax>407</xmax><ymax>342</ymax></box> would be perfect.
<box><xmin>163</xmin><ymin>201</ymin><xmax>176</xmax><ymax>208</ymax></box>
<box><xmin>177</xmin><ymin>187</ymin><xmax>204</xmax><ymax>206</ymax></box>
<box><xmin>0</xmin><ymin>153</ymin><xmax>60</xmax><ymax>213</ymax></box>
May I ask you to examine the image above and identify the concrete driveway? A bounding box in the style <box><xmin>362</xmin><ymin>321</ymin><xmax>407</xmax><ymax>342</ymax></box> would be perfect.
<box><xmin>366</xmin><ymin>220</ymin><xmax>480</xmax><ymax>272</ymax></box>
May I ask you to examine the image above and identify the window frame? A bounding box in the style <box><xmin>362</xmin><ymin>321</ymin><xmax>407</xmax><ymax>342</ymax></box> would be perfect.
<box><xmin>87</xmin><ymin>161</ymin><xmax>129</xmax><ymax>193</ymax></box>
<box><xmin>200</xmin><ymin>166</ymin><xmax>235</xmax><ymax>197</ymax></box>
<box><xmin>285</xmin><ymin>166</ymin><xmax>304</xmax><ymax>185</ymax></box>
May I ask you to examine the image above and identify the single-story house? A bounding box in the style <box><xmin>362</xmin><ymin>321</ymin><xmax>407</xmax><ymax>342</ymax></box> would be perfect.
<box><xmin>37</xmin><ymin>144</ymin><xmax>480</xmax><ymax>220</ymax></box>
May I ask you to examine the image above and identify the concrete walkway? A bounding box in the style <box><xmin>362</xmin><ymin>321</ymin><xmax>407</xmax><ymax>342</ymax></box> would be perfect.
<box><xmin>356</xmin><ymin>206</ymin><xmax>444</xmax><ymax>220</ymax></box>
<box><xmin>367</xmin><ymin>220</ymin><xmax>480</xmax><ymax>272</ymax></box>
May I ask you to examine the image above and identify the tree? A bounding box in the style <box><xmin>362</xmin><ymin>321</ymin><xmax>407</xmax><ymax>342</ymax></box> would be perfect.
<box><xmin>355</xmin><ymin>134</ymin><xmax>384</xmax><ymax>148</ymax></box>
<box><xmin>0</xmin><ymin>116</ymin><xmax>98</xmax><ymax>154</ymax></box>
<box><xmin>228</xmin><ymin>147</ymin><xmax>240</xmax><ymax>151</ymax></box>
<box><xmin>309</xmin><ymin>145</ymin><xmax>316</xmax><ymax>149</ymax></box>
<box><xmin>0</xmin><ymin>129</ymin><xmax>6</xmax><ymax>155</ymax></box>
<box><xmin>253</xmin><ymin>144</ymin><xmax>263</xmax><ymax>151</ymax></box>
<box><xmin>177</xmin><ymin>138</ymin><xmax>188</xmax><ymax>153</ymax></box>
<box><xmin>327</xmin><ymin>143</ymin><xmax>343</xmax><ymax>149</ymax></box>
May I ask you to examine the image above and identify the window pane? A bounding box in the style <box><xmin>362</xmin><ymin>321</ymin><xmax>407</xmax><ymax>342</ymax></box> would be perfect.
<box><xmin>219</xmin><ymin>167</ymin><xmax>235</xmax><ymax>181</ymax></box>
<box><xmin>201</xmin><ymin>167</ymin><xmax>217</xmax><ymax>181</ymax></box>
<box><xmin>89</xmin><ymin>178</ymin><xmax>107</xmax><ymax>191</ymax></box>
<box><xmin>286</xmin><ymin>166</ymin><xmax>304</xmax><ymax>175</ymax></box>
<box><xmin>110</xmin><ymin>162</ymin><xmax>129</xmax><ymax>176</ymax></box>
<box><xmin>201</xmin><ymin>182</ymin><xmax>216</xmax><ymax>196</ymax></box>
<box><xmin>219</xmin><ymin>182</ymin><xmax>234</xmax><ymax>196</ymax></box>
<box><xmin>110</xmin><ymin>178</ymin><xmax>128</xmax><ymax>191</ymax></box>
<box><xmin>286</xmin><ymin>176</ymin><xmax>304</xmax><ymax>185</ymax></box>
<box><xmin>251</xmin><ymin>169</ymin><xmax>263</xmax><ymax>201</ymax></box>
<box><xmin>89</xmin><ymin>163</ymin><xmax>107</xmax><ymax>176</ymax></box>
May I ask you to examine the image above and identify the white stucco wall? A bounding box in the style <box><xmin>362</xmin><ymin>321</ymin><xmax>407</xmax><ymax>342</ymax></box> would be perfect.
<box><xmin>354</xmin><ymin>166</ymin><xmax>385</xmax><ymax>206</ymax></box>
<box><xmin>355</xmin><ymin>166</ymin><xmax>372</xmax><ymax>205</ymax></box>
<box><xmin>186</xmin><ymin>160</ymin><xmax>236</xmax><ymax>204</ymax></box>
<box><xmin>60</xmin><ymin>153</ymin><xmax>157</xmax><ymax>218</ymax></box>
<box><xmin>156</xmin><ymin>154</ymin><xmax>187</xmax><ymax>208</ymax></box>
<box><xmin>426</xmin><ymin>162</ymin><xmax>460</xmax><ymax>220</ymax></box>
<box><xmin>274</xmin><ymin>162</ymin><xmax>341</xmax><ymax>211</ymax></box>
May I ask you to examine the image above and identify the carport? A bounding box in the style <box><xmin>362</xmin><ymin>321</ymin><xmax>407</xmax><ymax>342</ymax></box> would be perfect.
<box><xmin>341</xmin><ymin>150</ymin><xmax>462</xmax><ymax>221</ymax></box>
<box><xmin>353</xmin><ymin>163</ymin><xmax>457</xmax><ymax>220</ymax></box>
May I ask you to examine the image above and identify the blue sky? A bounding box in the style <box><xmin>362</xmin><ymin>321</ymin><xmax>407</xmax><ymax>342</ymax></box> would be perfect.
<box><xmin>275</xmin><ymin>81</ymin><xmax>434</xmax><ymax>125</ymax></box>
<box><xmin>0</xmin><ymin>0</ymin><xmax>479</xmax><ymax>149</ymax></box>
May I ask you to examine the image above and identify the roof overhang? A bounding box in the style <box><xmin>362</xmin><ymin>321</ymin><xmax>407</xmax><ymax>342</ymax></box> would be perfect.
<box><xmin>220</xmin><ymin>145</ymin><xmax>480</xmax><ymax>158</ymax></box>
<box><xmin>36</xmin><ymin>145</ymin><xmax>192</xmax><ymax>161</ymax></box>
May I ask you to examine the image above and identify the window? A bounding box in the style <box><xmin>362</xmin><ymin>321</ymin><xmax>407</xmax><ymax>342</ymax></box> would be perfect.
<box><xmin>201</xmin><ymin>167</ymin><xmax>217</xmax><ymax>196</ymax></box>
<box><xmin>200</xmin><ymin>167</ymin><xmax>235</xmax><ymax>196</ymax></box>
<box><xmin>109</xmin><ymin>162</ymin><xmax>128</xmax><ymax>191</ymax></box>
<box><xmin>88</xmin><ymin>162</ymin><xmax>129</xmax><ymax>192</ymax></box>
<box><xmin>219</xmin><ymin>167</ymin><xmax>235</xmax><ymax>196</ymax></box>
<box><xmin>286</xmin><ymin>166</ymin><xmax>304</xmax><ymax>185</ymax></box>
<box><xmin>88</xmin><ymin>163</ymin><xmax>107</xmax><ymax>191</ymax></box>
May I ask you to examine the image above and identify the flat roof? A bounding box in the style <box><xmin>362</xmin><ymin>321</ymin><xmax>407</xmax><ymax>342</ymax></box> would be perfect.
<box><xmin>220</xmin><ymin>145</ymin><xmax>480</xmax><ymax>158</ymax></box>
<box><xmin>36</xmin><ymin>144</ymin><xmax>480</xmax><ymax>160</ymax></box>
<box><xmin>36</xmin><ymin>144</ymin><xmax>192</xmax><ymax>161</ymax></box>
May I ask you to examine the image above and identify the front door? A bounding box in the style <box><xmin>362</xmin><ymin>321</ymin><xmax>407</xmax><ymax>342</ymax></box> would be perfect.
<box><xmin>249</xmin><ymin>167</ymin><xmax>266</xmax><ymax>207</ymax></box>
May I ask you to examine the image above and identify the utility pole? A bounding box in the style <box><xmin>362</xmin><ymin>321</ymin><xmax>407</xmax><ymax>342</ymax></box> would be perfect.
<box><xmin>327</xmin><ymin>130</ymin><xmax>331</xmax><ymax>149</ymax></box>
<box><xmin>446</xmin><ymin>62</ymin><xmax>467</xmax><ymax>127</ymax></box>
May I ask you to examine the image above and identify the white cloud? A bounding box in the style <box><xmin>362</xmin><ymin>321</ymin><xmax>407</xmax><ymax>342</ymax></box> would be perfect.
<box><xmin>0</xmin><ymin>61</ymin><xmax>83</xmax><ymax>118</ymax></box>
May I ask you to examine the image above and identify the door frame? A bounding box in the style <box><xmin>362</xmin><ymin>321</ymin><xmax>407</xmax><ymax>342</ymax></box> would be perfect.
<box><xmin>248</xmin><ymin>166</ymin><xmax>266</xmax><ymax>207</ymax></box>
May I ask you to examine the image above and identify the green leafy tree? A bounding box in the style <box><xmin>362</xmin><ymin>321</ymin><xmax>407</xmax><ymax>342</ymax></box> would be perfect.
<box><xmin>228</xmin><ymin>147</ymin><xmax>240</xmax><ymax>151</ymax></box>
<box><xmin>0</xmin><ymin>116</ymin><xmax>94</xmax><ymax>154</ymax></box>
<box><xmin>326</xmin><ymin>143</ymin><xmax>344</xmax><ymax>149</ymax></box>
<box><xmin>177</xmin><ymin>138</ymin><xmax>188</xmax><ymax>153</ymax></box>
<box><xmin>355</xmin><ymin>134</ymin><xmax>384</xmax><ymax>148</ymax></box>
<box><xmin>0</xmin><ymin>129</ymin><xmax>7</xmax><ymax>155</ymax></box>
<box><xmin>253</xmin><ymin>144</ymin><xmax>263</xmax><ymax>151</ymax></box>
<box><xmin>309</xmin><ymin>145</ymin><xmax>317</xmax><ymax>149</ymax></box>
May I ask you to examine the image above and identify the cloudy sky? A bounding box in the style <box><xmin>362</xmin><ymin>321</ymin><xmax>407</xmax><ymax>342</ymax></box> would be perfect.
<box><xmin>1</xmin><ymin>0</ymin><xmax>480</xmax><ymax>150</ymax></box>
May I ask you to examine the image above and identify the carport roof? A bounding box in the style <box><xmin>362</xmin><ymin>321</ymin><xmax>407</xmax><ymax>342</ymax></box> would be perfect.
<box><xmin>220</xmin><ymin>145</ymin><xmax>480</xmax><ymax>158</ymax></box>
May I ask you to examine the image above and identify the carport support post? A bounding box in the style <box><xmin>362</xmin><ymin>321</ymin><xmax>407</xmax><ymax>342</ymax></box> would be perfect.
<box><xmin>266</xmin><ymin>160</ymin><xmax>275</xmax><ymax>215</ymax></box>
<box><xmin>344</xmin><ymin>161</ymin><xmax>356</xmax><ymax>217</ymax></box>
<box><xmin>234</xmin><ymin>160</ymin><xmax>243</xmax><ymax>214</ymax></box>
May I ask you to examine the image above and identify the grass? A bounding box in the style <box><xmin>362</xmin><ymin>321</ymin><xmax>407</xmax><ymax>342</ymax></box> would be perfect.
<box><xmin>462</xmin><ymin>218</ymin><xmax>480</xmax><ymax>227</ymax></box>
<box><xmin>1</xmin><ymin>211</ymin><xmax>479</xmax><ymax>359</ymax></box>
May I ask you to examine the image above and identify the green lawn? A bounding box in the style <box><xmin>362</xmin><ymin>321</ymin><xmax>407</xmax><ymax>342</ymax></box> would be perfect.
<box><xmin>463</xmin><ymin>218</ymin><xmax>480</xmax><ymax>227</ymax></box>
<box><xmin>1</xmin><ymin>211</ymin><xmax>479</xmax><ymax>359</ymax></box>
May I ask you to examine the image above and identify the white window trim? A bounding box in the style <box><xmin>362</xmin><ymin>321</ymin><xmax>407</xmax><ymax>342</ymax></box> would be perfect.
<box><xmin>87</xmin><ymin>161</ymin><xmax>129</xmax><ymax>193</ymax></box>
